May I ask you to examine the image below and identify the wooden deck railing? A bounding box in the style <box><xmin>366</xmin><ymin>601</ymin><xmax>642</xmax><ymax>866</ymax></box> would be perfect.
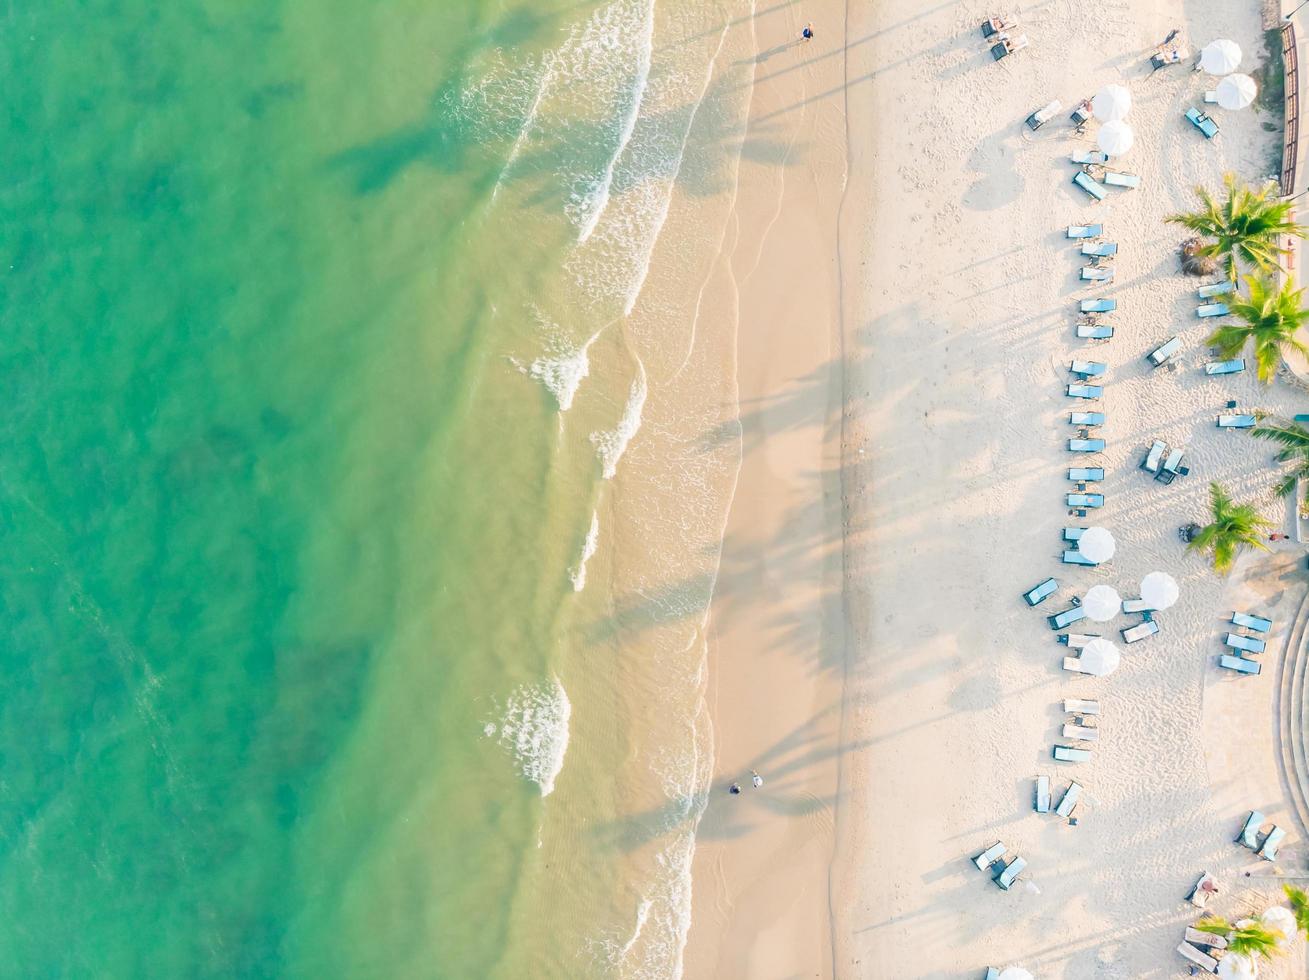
<box><xmin>1283</xmin><ymin>23</ymin><xmax>1300</xmax><ymax>197</ymax></box>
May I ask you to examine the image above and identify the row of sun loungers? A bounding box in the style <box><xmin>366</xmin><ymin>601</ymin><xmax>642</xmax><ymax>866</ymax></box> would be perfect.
<box><xmin>1235</xmin><ymin>810</ymin><xmax>1287</xmax><ymax>860</ymax></box>
<box><xmin>1218</xmin><ymin>611</ymin><xmax>1272</xmax><ymax>676</ymax></box>
<box><xmin>1139</xmin><ymin>439</ymin><xmax>1188</xmax><ymax>484</ymax></box>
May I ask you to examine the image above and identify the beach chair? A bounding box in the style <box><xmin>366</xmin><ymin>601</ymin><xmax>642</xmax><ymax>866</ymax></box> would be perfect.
<box><xmin>1185</xmin><ymin>107</ymin><xmax>1220</xmax><ymax>139</ymax></box>
<box><xmin>1197</xmin><ymin>303</ymin><xmax>1230</xmax><ymax>319</ymax></box>
<box><xmin>1177</xmin><ymin>942</ymin><xmax>1218</xmax><ymax>974</ymax></box>
<box><xmin>1156</xmin><ymin>447</ymin><xmax>1188</xmax><ymax>484</ymax></box>
<box><xmin>1053</xmin><ymin>745</ymin><xmax>1091</xmax><ymax>762</ymax></box>
<box><xmin>1055</xmin><ymin>780</ymin><xmax>1082</xmax><ymax>817</ymax></box>
<box><xmin>1236</xmin><ymin>810</ymin><xmax>1265</xmax><ymax>849</ymax></box>
<box><xmin>1023</xmin><ymin>577</ymin><xmax>1057</xmax><ymax>606</ymax></box>
<box><xmin>1070</xmin><ymin>360</ymin><xmax>1107</xmax><ymax>377</ymax></box>
<box><xmin>1151</xmin><ymin>49</ymin><xmax>1184</xmax><ymax>71</ymax></box>
<box><xmin>1205</xmin><ymin>357</ymin><xmax>1244</xmax><ymax>374</ymax></box>
<box><xmin>1070</xmin><ymin>150</ymin><xmax>1108</xmax><ymax>166</ymax></box>
<box><xmin>1063</xmin><ymin>527</ymin><xmax>1086</xmax><ymax>542</ymax></box>
<box><xmin>1066</xmin><ymin>224</ymin><xmax>1102</xmax><ymax>239</ymax></box>
<box><xmin>1232</xmin><ymin>612</ymin><xmax>1273</xmax><ymax>634</ymax></box>
<box><xmin>994</xmin><ymin>855</ymin><xmax>1026</xmax><ymax>889</ymax></box>
<box><xmin>1260</xmin><ymin>826</ymin><xmax>1286</xmax><ymax>861</ymax></box>
<box><xmin>1069</xmin><ymin>411</ymin><xmax>1105</xmax><ymax>426</ymax></box>
<box><xmin>1120</xmin><ymin>598</ymin><xmax>1150</xmax><ymax>614</ymax></box>
<box><xmin>1141</xmin><ymin>440</ymin><xmax>1166</xmax><ymax>473</ymax></box>
<box><xmin>1075</xmin><ymin>323</ymin><xmax>1113</xmax><ymax>340</ymax></box>
<box><xmin>973</xmin><ymin>840</ymin><xmax>1007</xmax><ymax>870</ymax></box>
<box><xmin>1188</xmin><ymin>871</ymin><xmax>1218</xmax><ymax>909</ymax></box>
<box><xmin>1061</xmin><ymin>550</ymin><xmax>1095</xmax><ymax>566</ymax></box>
<box><xmin>1062</xmin><ymin>723</ymin><xmax>1097</xmax><ymax>741</ymax></box>
<box><xmin>1080</xmin><ymin>298</ymin><xmax>1116</xmax><ymax>313</ymax></box>
<box><xmin>1049</xmin><ymin>605</ymin><xmax>1088</xmax><ymax>629</ymax></box>
<box><xmin>1068</xmin><ymin>467</ymin><xmax>1104</xmax><ymax>482</ymax></box>
<box><xmin>1186</xmin><ymin>927</ymin><xmax>1225</xmax><ymax>949</ymax></box>
<box><xmin>1066</xmin><ymin>493</ymin><xmax>1104</xmax><ymax>508</ymax></box>
<box><xmin>1063</xmin><ymin>655</ymin><xmax>1093</xmax><ymax>672</ymax></box>
<box><xmin>1063</xmin><ymin>698</ymin><xmax>1099</xmax><ymax>715</ymax></box>
<box><xmin>1122</xmin><ymin>620</ymin><xmax>1159</xmax><ymax>643</ymax></box>
<box><xmin>991</xmin><ymin>35</ymin><xmax>1029</xmax><ymax>60</ymax></box>
<box><xmin>1217</xmin><ymin>414</ymin><xmax>1256</xmax><ymax>428</ymax></box>
<box><xmin>1072</xmin><ymin>170</ymin><xmax>1107</xmax><ymax>201</ymax></box>
<box><xmin>1147</xmin><ymin>336</ymin><xmax>1182</xmax><ymax>367</ymax></box>
<box><xmin>1035</xmin><ymin>775</ymin><xmax>1050</xmax><ymax>813</ymax></box>
<box><xmin>1225</xmin><ymin>632</ymin><xmax>1265</xmax><ymax>654</ymax></box>
<box><xmin>1058</xmin><ymin>633</ymin><xmax>1099</xmax><ymax>648</ymax></box>
<box><xmin>1080</xmin><ymin>241</ymin><xmax>1117</xmax><ymax>258</ymax></box>
<box><xmin>1102</xmin><ymin>170</ymin><xmax>1139</xmax><ymax>189</ymax></box>
<box><xmin>1220</xmin><ymin>654</ymin><xmax>1260</xmax><ymax>675</ymax></box>
<box><xmin>1068</xmin><ymin>439</ymin><xmax>1105</xmax><ymax>453</ymax></box>
<box><xmin>1080</xmin><ymin>266</ymin><xmax>1114</xmax><ymax>282</ymax></box>
<box><xmin>985</xmin><ymin>969</ymin><xmax>1000</xmax><ymax>980</ymax></box>
<box><xmin>1066</xmin><ymin>384</ymin><xmax>1102</xmax><ymax>399</ymax></box>
<box><xmin>980</xmin><ymin>17</ymin><xmax>1015</xmax><ymax>37</ymax></box>
<box><xmin>1025</xmin><ymin>100</ymin><xmax>1061</xmax><ymax>130</ymax></box>
<box><xmin>1198</xmin><ymin>280</ymin><xmax>1235</xmax><ymax>299</ymax></box>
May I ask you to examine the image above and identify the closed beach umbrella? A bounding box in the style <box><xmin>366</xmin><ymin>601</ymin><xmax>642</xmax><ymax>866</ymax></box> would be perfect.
<box><xmin>1077</xmin><ymin>526</ymin><xmax>1116</xmax><ymax>564</ymax></box>
<box><xmin>1216</xmin><ymin>73</ymin><xmax>1257</xmax><ymax>110</ymax></box>
<box><xmin>1139</xmin><ymin>571</ymin><xmax>1180</xmax><ymax>610</ymax></box>
<box><xmin>1092</xmin><ymin>84</ymin><xmax>1131</xmax><ymax>122</ymax></box>
<box><xmin>1216</xmin><ymin>951</ymin><xmax>1258</xmax><ymax>980</ymax></box>
<box><xmin>1083</xmin><ymin>585</ymin><xmax>1122</xmax><ymax>622</ymax></box>
<box><xmin>1261</xmin><ymin>906</ymin><xmax>1296</xmax><ymax>946</ymax></box>
<box><xmin>1079</xmin><ymin>638</ymin><xmax>1121</xmax><ymax>677</ymax></box>
<box><xmin>1200</xmin><ymin>38</ymin><xmax>1242</xmax><ymax>75</ymax></box>
<box><xmin>997</xmin><ymin>969</ymin><xmax>1034</xmax><ymax>980</ymax></box>
<box><xmin>1097</xmin><ymin>120</ymin><xmax>1134</xmax><ymax>157</ymax></box>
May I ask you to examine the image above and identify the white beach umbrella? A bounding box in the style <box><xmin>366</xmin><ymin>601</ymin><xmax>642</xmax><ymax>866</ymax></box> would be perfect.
<box><xmin>1261</xmin><ymin>905</ymin><xmax>1297</xmax><ymax>946</ymax></box>
<box><xmin>1077</xmin><ymin>527</ymin><xmax>1116</xmax><ymax>564</ymax></box>
<box><xmin>1083</xmin><ymin>585</ymin><xmax>1122</xmax><ymax>622</ymax></box>
<box><xmin>1216</xmin><ymin>73</ymin><xmax>1257</xmax><ymax>110</ymax></box>
<box><xmin>1200</xmin><ymin>39</ymin><xmax>1242</xmax><ymax>75</ymax></box>
<box><xmin>1139</xmin><ymin>571</ymin><xmax>1180</xmax><ymax>610</ymax></box>
<box><xmin>997</xmin><ymin>969</ymin><xmax>1034</xmax><ymax>980</ymax></box>
<box><xmin>1092</xmin><ymin>84</ymin><xmax>1132</xmax><ymax>122</ymax></box>
<box><xmin>1079</xmin><ymin>638</ymin><xmax>1122</xmax><ymax>677</ymax></box>
<box><xmin>1217</xmin><ymin>951</ymin><xmax>1258</xmax><ymax>980</ymax></box>
<box><xmin>1097</xmin><ymin>120</ymin><xmax>1134</xmax><ymax>157</ymax></box>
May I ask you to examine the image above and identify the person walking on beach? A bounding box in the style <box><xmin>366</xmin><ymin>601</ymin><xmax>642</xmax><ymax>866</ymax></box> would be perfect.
<box><xmin>750</xmin><ymin>769</ymin><xmax>764</xmax><ymax>788</ymax></box>
<box><xmin>801</xmin><ymin>22</ymin><xmax>814</xmax><ymax>42</ymax></box>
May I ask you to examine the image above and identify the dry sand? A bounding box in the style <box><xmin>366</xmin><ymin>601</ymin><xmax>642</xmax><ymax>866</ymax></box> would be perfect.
<box><xmin>689</xmin><ymin>0</ymin><xmax>1309</xmax><ymax>977</ymax></box>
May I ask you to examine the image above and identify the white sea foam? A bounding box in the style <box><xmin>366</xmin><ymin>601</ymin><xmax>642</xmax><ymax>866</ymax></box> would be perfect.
<box><xmin>492</xmin><ymin>676</ymin><xmax>572</xmax><ymax>796</ymax></box>
<box><xmin>570</xmin><ymin>510</ymin><xmax>601</xmax><ymax>592</ymax></box>
<box><xmin>528</xmin><ymin>346</ymin><xmax>591</xmax><ymax>412</ymax></box>
<box><xmin>591</xmin><ymin>362</ymin><xmax>648</xmax><ymax>478</ymax></box>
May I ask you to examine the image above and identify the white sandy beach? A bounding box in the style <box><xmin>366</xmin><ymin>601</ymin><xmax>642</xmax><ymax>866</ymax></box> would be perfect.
<box><xmin>683</xmin><ymin>0</ymin><xmax>1309</xmax><ymax>977</ymax></box>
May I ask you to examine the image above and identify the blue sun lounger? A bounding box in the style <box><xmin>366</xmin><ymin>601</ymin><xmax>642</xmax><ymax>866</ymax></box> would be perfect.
<box><xmin>1035</xmin><ymin>775</ymin><xmax>1050</xmax><ymax>813</ymax></box>
<box><xmin>1067</xmin><ymin>384</ymin><xmax>1102</xmax><ymax>399</ymax></box>
<box><xmin>1023</xmin><ymin>577</ymin><xmax>1058</xmax><ymax>606</ymax></box>
<box><xmin>985</xmin><ymin>970</ymin><xmax>1001</xmax><ymax>980</ymax></box>
<box><xmin>1198</xmin><ymin>303</ymin><xmax>1229</xmax><ymax>318</ymax></box>
<box><xmin>1066</xmin><ymin>493</ymin><xmax>1104</xmax><ymax>508</ymax></box>
<box><xmin>973</xmin><ymin>840</ymin><xmax>1007</xmax><ymax>870</ymax></box>
<box><xmin>1053</xmin><ymin>745</ymin><xmax>1091</xmax><ymax>762</ymax></box>
<box><xmin>1221</xmin><ymin>654</ymin><xmax>1261</xmax><ymax>675</ymax></box>
<box><xmin>1061</xmin><ymin>550</ymin><xmax>1094</xmax><ymax>566</ymax></box>
<box><xmin>1198</xmin><ymin>280</ymin><xmax>1235</xmax><ymax>299</ymax></box>
<box><xmin>1206</xmin><ymin>358</ymin><xmax>1245</xmax><ymax>375</ymax></box>
<box><xmin>995</xmin><ymin>855</ymin><xmax>1026</xmax><ymax>889</ymax></box>
<box><xmin>1225</xmin><ymin>632</ymin><xmax>1265</xmax><ymax>654</ymax></box>
<box><xmin>1081</xmin><ymin>241</ymin><xmax>1117</xmax><ymax>258</ymax></box>
<box><xmin>1080</xmin><ymin>266</ymin><xmax>1114</xmax><ymax>282</ymax></box>
<box><xmin>1055</xmin><ymin>780</ymin><xmax>1082</xmax><ymax>817</ymax></box>
<box><xmin>1081</xmin><ymin>298</ymin><xmax>1115</xmax><ymax>313</ymax></box>
<box><xmin>1070</xmin><ymin>412</ymin><xmax>1105</xmax><ymax>426</ymax></box>
<box><xmin>1141</xmin><ymin>440</ymin><xmax>1166</xmax><ymax>472</ymax></box>
<box><xmin>1070</xmin><ymin>360</ymin><xmax>1107</xmax><ymax>377</ymax></box>
<box><xmin>1260</xmin><ymin>826</ymin><xmax>1286</xmax><ymax>861</ymax></box>
<box><xmin>1233</xmin><ymin>612</ymin><xmax>1273</xmax><ymax>634</ymax></box>
<box><xmin>1063</xmin><ymin>527</ymin><xmax>1086</xmax><ymax>542</ymax></box>
<box><xmin>1237</xmin><ymin>810</ymin><xmax>1265</xmax><ymax>847</ymax></box>
<box><xmin>1068</xmin><ymin>439</ymin><xmax>1105</xmax><ymax>452</ymax></box>
<box><xmin>1102</xmin><ymin>170</ymin><xmax>1139</xmax><ymax>189</ymax></box>
<box><xmin>1076</xmin><ymin>323</ymin><xmax>1114</xmax><ymax>340</ymax></box>
<box><xmin>1071</xmin><ymin>151</ymin><xmax>1108</xmax><ymax>165</ymax></box>
<box><xmin>1121</xmin><ymin>598</ymin><xmax>1150</xmax><ymax>613</ymax></box>
<box><xmin>1122</xmin><ymin>621</ymin><xmax>1160</xmax><ymax>643</ymax></box>
<box><xmin>1048</xmin><ymin>605</ymin><xmax>1087</xmax><ymax>629</ymax></box>
<box><xmin>1068</xmin><ymin>467</ymin><xmax>1104</xmax><ymax>481</ymax></box>
<box><xmin>1073</xmin><ymin>171</ymin><xmax>1107</xmax><ymax>201</ymax></box>
<box><xmin>1067</xmin><ymin>224</ymin><xmax>1102</xmax><ymax>239</ymax></box>
<box><xmin>1185</xmin><ymin>107</ymin><xmax>1220</xmax><ymax>139</ymax></box>
<box><xmin>1147</xmin><ymin>336</ymin><xmax>1182</xmax><ymax>366</ymax></box>
<box><xmin>1218</xmin><ymin>414</ymin><xmax>1257</xmax><ymax>428</ymax></box>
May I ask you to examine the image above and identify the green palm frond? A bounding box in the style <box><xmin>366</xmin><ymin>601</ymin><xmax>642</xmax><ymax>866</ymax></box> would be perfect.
<box><xmin>1285</xmin><ymin>884</ymin><xmax>1309</xmax><ymax>936</ymax></box>
<box><xmin>1253</xmin><ymin>421</ymin><xmax>1309</xmax><ymax>498</ymax></box>
<box><xmin>1207</xmin><ymin>275</ymin><xmax>1309</xmax><ymax>383</ymax></box>
<box><xmin>1168</xmin><ymin>173</ymin><xmax>1309</xmax><ymax>281</ymax></box>
<box><xmin>1187</xmin><ymin>483</ymin><xmax>1273</xmax><ymax>573</ymax></box>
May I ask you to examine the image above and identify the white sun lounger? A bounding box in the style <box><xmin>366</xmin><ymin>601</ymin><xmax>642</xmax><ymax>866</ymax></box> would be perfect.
<box><xmin>1122</xmin><ymin>620</ymin><xmax>1159</xmax><ymax>643</ymax></box>
<box><xmin>1063</xmin><ymin>656</ymin><xmax>1095</xmax><ymax>673</ymax></box>
<box><xmin>1076</xmin><ymin>323</ymin><xmax>1113</xmax><ymax>340</ymax></box>
<box><xmin>1218</xmin><ymin>414</ymin><xmax>1256</xmax><ymax>428</ymax></box>
<box><xmin>1198</xmin><ymin>303</ymin><xmax>1230</xmax><ymax>319</ymax></box>
<box><xmin>1063</xmin><ymin>698</ymin><xmax>1099</xmax><ymax>715</ymax></box>
<box><xmin>995</xmin><ymin>855</ymin><xmax>1026</xmax><ymax>889</ymax></box>
<box><xmin>1055</xmin><ymin>780</ymin><xmax>1082</xmax><ymax>817</ymax></box>
<box><xmin>1073</xmin><ymin>171</ymin><xmax>1107</xmax><ymax>201</ymax></box>
<box><xmin>1049</xmin><ymin>606</ymin><xmax>1088</xmax><ymax>629</ymax></box>
<box><xmin>1081</xmin><ymin>298</ymin><xmax>1115</xmax><ymax>313</ymax></box>
<box><xmin>1067</xmin><ymin>224</ymin><xmax>1102</xmax><ymax>239</ymax></box>
<box><xmin>1080</xmin><ymin>266</ymin><xmax>1114</xmax><ymax>282</ymax></box>
<box><xmin>1236</xmin><ymin>810</ymin><xmax>1265</xmax><ymax>849</ymax></box>
<box><xmin>1053</xmin><ymin>745</ymin><xmax>1091</xmax><ymax>762</ymax></box>
<box><xmin>1147</xmin><ymin>336</ymin><xmax>1182</xmax><ymax>366</ymax></box>
<box><xmin>1061</xmin><ymin>550</ymin><xmax>1095</xmax><ymax>566</ymax></box>
<box><xmin>1225</xmin><ymin>632</ymin><xmax>1265</xmax><ymax>654</ymax></box>
<box><xmin>1198</xmin><ymin>280</ymin><xmax>1235</xmax><ymax>299</ymax></box>
<box><xmin>1186</xmin><ymin>927</ymin><xmax>1226</xmax><ymax>949</ymax></box>
<box><xmin>1261</xmin><ymin>826</ymin><xmax>1287</xmax><ymax>861</ymax></box>
<box><xmin>1068</xmin><ymin>467</ymin><xmax>1104</xmax><ymax>481</ymax></box>
<box><xmin>1102</xmin><ymin>170</ymin><xmax>1139</xmax><ymax>188</ymax></box>
<box><xmin>1141</xmin><ymin>440</ymin><xmax>1166</xmax><ymax>473</ymax></box>
<box><xmin>1177</xmin><ymin>942</ymin><xmax>1218</xmax><ymax>974</ymax></box>
<box><xmin>1233</xmin><ymin>612</ymin><xmax>1273</xmax><ymax>633</ymax></box>
<box><xmin>1069</xmin><ymin>411</ymin><xmax>1104</xmax><ymax>426</ymax></box>
<box><xmin>1205</xmin><ymin>357</ymin><xmax>1244</xmax><ymax>374</ymax></box>
<box><xmin>1067</xmin><ymin>384</ymin><xmax>1102</xmax><ymax>399</ymax></box>
<box><xmin>1062</xmin><ymin>723</ymin><xmax>1098</xmax><ymax>741</ymax></box>
<box><xmin>1035</xmin><ymin>775</ymin><xmax>1050</xmax><ymax>813</ymax></box>
<box><xmin>1023</xmin><ymin>577</ymin><xmax>1057</xmax><ymax>606</ymax></box>
<box><xmin>1220</xmin><ymin>654</ymin><xmax>1260</xmax><ymax>674</ymax></box>
<box><xmin>973</xmin><ymin>840</ymin><xmax>1007</xmax><ymax>870</ymax></box>
<box><xmin>1059</xmin><ymin>633</ymin><xmax>1099</xmax><ymax>648</ymax></box>
<box><xmin>1068</xmin><ymin>439</ymin><xmax>1105</xmax><ymax>453</ymax></box>
<box><xmin>1070</xmin><ymin>360</ymin><xmax>1107</xmax><ymax>377</ymax></box>
<box><xmin>1121</xmin><ymin>598</ymin><xmax>1150</xmax><ymax>614</ymax></box>
<box><xmin>1081</xmin><ymin>241</ymin><xmax>1117</xmax><ymax>257</ymax></box>
<box><xmin>1071</xmin><ymin>151</ymin><xmax>1109</xmax><ymax>166</ymax></box>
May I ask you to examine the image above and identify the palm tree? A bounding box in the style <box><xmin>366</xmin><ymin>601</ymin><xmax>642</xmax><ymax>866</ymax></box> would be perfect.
<box><xmin>1187</xmin><ymin>483</ymin><xmax>1273</xmax><ymax>573</ymax></box>
<box><xmin>1167</xmin><ymin>172</ymin><xmax>1308</xmax><ymax>280</ymax></box>
<box><xmin>1284</xmin><ymin>884</ymin><xmax>1309</xmax><ymax>939</ymax></box>
<box><xmin>1252</xmin><ymin>419</ymin><xmax>1309</xmax><ymax>498</ymax></box>
<box><xmin>1207</xmin><ymin>275</ymin><xmax>1309</xmax><ymax>382</ymax></box>
<box><xmin>1194</xmin><ymin>916</ymin><xmax>1284</xmax><ymax>959</ymax></box>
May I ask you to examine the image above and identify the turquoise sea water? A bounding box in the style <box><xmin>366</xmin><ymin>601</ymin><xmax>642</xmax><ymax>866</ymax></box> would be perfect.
<box><xmin>0</xmin><ymin>0</ymin><xmax>752</xmax><ymax>975</ymax></box>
